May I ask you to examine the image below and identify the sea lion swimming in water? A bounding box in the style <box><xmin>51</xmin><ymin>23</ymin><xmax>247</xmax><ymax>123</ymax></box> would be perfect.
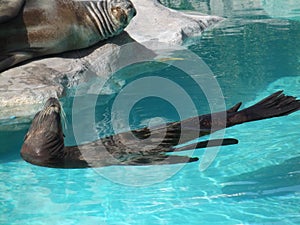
<box><xmin>21</xmin><ymin>91</ymin><xmax>300</xmax><ymax>168</ymax></box>
<box><xmin>0</xmin><ymin>0</ymin><xmax>136</xmax><ymax>72</ymax></box>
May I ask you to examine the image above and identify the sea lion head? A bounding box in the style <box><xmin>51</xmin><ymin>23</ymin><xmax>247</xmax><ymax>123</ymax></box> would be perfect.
<box><xmin>110</xmin><ymin>0</ymin><xmax>136</xmax><ymax>28</ymax></box>
<box><xmin>21</xmin><ymin>98</ymin><xmax>65</xmax><ymax>166</ymax></box>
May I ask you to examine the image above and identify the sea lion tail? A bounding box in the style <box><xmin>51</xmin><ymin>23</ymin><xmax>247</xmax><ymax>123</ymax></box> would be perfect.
<box><xmin>227</xmin><ymin>91</ymin><xmax>300</xmax><ymax>126</ymax></box>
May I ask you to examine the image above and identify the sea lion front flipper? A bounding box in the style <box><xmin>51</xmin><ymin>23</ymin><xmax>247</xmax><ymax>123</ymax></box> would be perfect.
<box><xmin>128</xmin><ymin>154</ymin><xmax>199</xmax><ymax>166</ymax></box>
<box><xmin>0</xmin><ymin>0</ymin><xmax>25</xmax><ymax>23</ymax></box>
<box><xmin>171</xmin><ymin>138</ymin><xmax>239</xmax><ymax>152</ymax></box>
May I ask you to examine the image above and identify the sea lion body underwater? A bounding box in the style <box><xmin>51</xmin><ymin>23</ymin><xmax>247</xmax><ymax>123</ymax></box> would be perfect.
<box><xmin>0</xmin><ymin>0</ymin><xmax>136</xmax><ymax>72</ymax></box>
<box><xmin>21</xmin><ymin>91</ymin><xmax>300</xmax><ymax>168</ymax></box>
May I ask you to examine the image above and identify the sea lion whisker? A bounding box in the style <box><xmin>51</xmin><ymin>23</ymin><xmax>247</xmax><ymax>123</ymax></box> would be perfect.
<box><xmin>37</xmin><ymin>111</ymin><xmax>46</xmax><ymax>129</ymax></box>
<box><xmin>36</xmin><ymin>106</ymin><xmax>53</xmax><ymax>129</ymax></box>
<box><xmin>60</xmin><ymin>105</ymin><xmax>68</xmax><ymax>130</ymax></box>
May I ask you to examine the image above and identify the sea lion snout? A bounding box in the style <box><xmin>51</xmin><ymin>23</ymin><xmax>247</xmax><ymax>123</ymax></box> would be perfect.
<box><xmin>125</xmin><ymin>0</ymin><xmax>137</xmax><ymax>18</ymax></box>
<box><xmin>127</xmin><ymin>4</ymin><xmax>137</xmax><ymax>19</ymax></box>
<box><xmin>44</xmin><ymin>97</ymin><xmax>61</xmax><ymax>114</ymax></box>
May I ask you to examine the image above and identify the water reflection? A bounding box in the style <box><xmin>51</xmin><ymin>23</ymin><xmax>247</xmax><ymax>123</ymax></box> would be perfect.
<box><xmin>183</xmin><ymin>2</ymin><xmax>300</xmax><ymax>106</ymax></box>
<box><xmin>262</xmin><ymin>0</ymin><xmax>300</xmax><ymax>21</ymax></box>
<box><xmin>161</xmin><ymin>0</ymin><xmax>300</xmax><ymax>21</ymax></box>
<box><xmin>160</xmin><ymin>0</ymin><xmax>265</xmax><ymax>17</ymax></box>
<box><xmin>0</xmin><ymin>125</ymin><xmax>28</xmax><ymax>163</ymax></box>
<box><xmin>0</xmin><ymin>162</ymin><xmax>107</xmax><ymax>224</ymax></box>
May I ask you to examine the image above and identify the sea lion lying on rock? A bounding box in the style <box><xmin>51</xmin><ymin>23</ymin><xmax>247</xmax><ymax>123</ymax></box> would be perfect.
<box><xmin>0</xmin><ymin>0</ymin><xmax>136</xmax><ymax>72</ymax></box>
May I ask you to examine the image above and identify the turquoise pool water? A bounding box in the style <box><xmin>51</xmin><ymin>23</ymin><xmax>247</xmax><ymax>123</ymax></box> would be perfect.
<box><xmin>1</xmin><ymin>2</ymin><xmax>300</xmax><ymax>225</ymax></box>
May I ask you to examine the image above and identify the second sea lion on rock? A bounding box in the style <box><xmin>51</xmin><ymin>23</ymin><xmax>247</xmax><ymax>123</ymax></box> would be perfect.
<box><xmin>20</xmin><ymin>91</ymin><xmax>300</xmax><ymax>168</ymax></box>
<box><xmin>0</xmin><ymin>0</ymin><xmax>136</xmax><ymax>72</ymax></box>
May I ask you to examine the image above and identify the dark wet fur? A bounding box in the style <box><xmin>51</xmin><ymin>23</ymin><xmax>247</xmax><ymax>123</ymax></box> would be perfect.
<box><xmin>21</xmin><ymin>91</ymin><xmax>300</xmax><ymax>168</ymax></box>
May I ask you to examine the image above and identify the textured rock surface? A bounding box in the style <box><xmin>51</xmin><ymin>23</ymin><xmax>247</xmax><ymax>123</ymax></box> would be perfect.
<box><xmin>0</xmin><ymin>0</ymin><xmax>222</xmax><ymax>119</ymax></box>
<box><xmin>126</xmin><ymin>0</ymin><xmax>222</xmax><ymax>44</ymax></box>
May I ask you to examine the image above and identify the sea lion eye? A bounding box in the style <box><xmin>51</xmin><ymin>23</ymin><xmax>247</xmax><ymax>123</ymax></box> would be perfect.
<box><xmin>111</xmin><ymin>7</ymin><xmax>127</xmax><ymax>24</ymax></box>
<box><xmin>111</xmin><ymin>7</ymin><xmax>120</xmax><ymax>14</ymax></box>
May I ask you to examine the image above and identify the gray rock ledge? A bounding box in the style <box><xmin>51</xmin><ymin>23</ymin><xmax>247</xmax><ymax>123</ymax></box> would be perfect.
<box><xmin>0</xmin><ymin>0</ymin><xmax>222</xmax><ymax>120</ymax></box>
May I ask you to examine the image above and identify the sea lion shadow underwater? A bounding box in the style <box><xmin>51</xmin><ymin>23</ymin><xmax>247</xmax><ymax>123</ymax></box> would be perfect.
<box><xmin>20</xmin><ymin>91</ymin><xmax>300</xmax><ymax>168</ymax></box>
<box><xmin>0</xmin><ymin>0</ymin><xmax>137</xmax><ymax>72</ymax></box>
<box><xmin>221</xmin><ymin>155</ymin><xmax>300</xmax><ymax>198</ymax></box>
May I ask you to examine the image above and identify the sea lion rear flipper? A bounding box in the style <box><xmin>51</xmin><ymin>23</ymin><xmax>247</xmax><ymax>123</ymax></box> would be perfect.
<box><xmin>0</xmin><ymin>0</ymin><xmax>25</xmax><ymax>23</ymax></box>
<box><xmin>0</xmin><ymin>52</ymin><xmax>33</xmax><ymax>72</ymax></box>
<box><xmin>227</xmin><ymin>91</ymin><xmax>300</xmax><ymax>126</ymax></box>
